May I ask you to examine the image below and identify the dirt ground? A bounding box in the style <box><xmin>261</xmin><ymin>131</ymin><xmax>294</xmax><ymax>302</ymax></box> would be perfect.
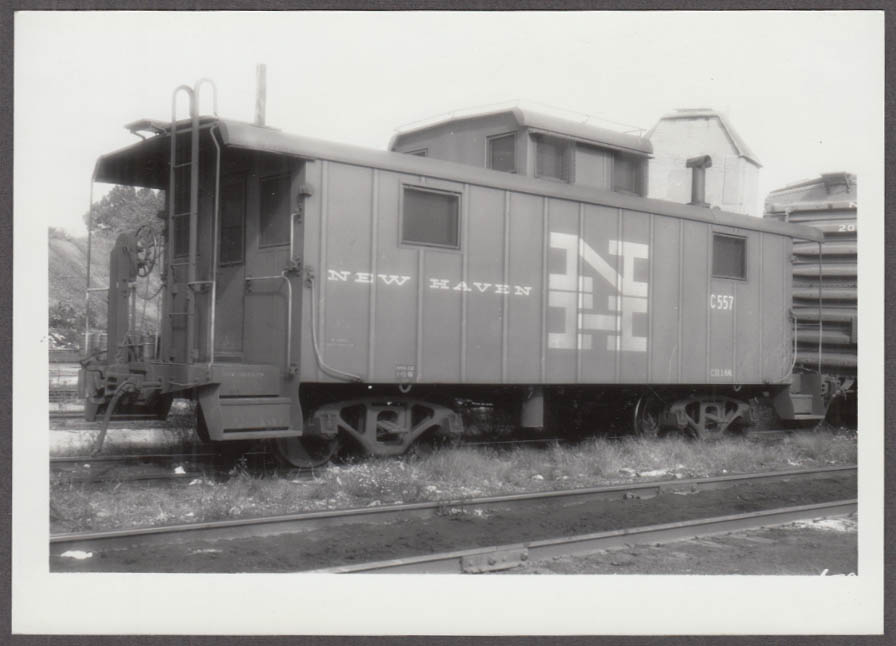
<box><xmin>505</xmin><ymin>515</ymin><xmax>857</xmax><ymax>575</ymax></box>
<box><xmin>52</xmin><ymin>471</ymin><xmax>855</xmax><ymax>573</ymax></box>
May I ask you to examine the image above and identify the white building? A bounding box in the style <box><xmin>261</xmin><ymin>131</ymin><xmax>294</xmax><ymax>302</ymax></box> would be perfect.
<box><xmin>647</xmin><ymin>108</ymin><xmax>761</xmax><ymax>216</ymax></box>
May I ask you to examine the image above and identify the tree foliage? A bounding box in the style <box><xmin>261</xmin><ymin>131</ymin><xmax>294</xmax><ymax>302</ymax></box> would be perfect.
<box><xmin>83</xmin><ymin>185</ymin><xmax>165</xmax><ymax>236</ymax></box>
<box><xmin>48</xmin><ymin>226</ymin><xmax>72</xmax><ymax>240</ymax></box>
<box><xmin>50</xmin><ymin>185</ymin><xmax>165</xmax><ymax>349</ymax></box>
<box><xmin>48</xmin><ymin>301</ymin><xmax>97</xmax><ymax>348</ymax></box>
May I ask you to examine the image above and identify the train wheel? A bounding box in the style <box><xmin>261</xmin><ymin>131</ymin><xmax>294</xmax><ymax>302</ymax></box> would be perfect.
<box><xmin>633</xmin><ymin>393</ymin><xmax>666</xmax><ymax>439</ymax></box>
<box><xmin>678</xmin><ymin>397</ymin><xmax>748</xmax><ymax>440</ymax></box>
<box><xmin>273</xmin><ymin>436</ymin><xmax>341</xmax><ymax>469</ymax></box>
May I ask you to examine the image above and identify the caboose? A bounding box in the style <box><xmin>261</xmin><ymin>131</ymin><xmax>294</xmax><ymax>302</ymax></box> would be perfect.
<box><xmin>80</xmin><ymin>80</ymin><xmax>827</xmax><ymax>467</ymax></box>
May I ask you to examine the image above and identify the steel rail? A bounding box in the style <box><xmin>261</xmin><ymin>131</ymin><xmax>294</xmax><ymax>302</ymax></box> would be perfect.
<box><xmin>49</xmin><ymin>413</ymin><xmax>174</xmax><ymax>426</ymax></box>
<box><xmin>53</xmin><ymin>471</ymin><xmax>206</xmax><ymax>486</ymax></box>
<box><xmin>316</xmin><ymin>499</ymin><xmax>857</xmax><ymax>573</ymax></box>
<box><xmin>50</xmin><ymin>465</ymin><xmax>855</xmax><ymax>554</ymax></box>
<box><xmin>51</xmin><ymin>452</ymin><xmax>220</xmax><ymax>464</ymax></box>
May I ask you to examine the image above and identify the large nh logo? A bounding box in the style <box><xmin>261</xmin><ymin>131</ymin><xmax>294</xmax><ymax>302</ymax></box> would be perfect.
<box><xmin>548</xmin><ymin>232</ymin><xmax>649</xmax><ymax>352</ymax></box>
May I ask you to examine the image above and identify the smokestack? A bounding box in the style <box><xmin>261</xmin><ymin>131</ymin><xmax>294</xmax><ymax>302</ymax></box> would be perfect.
<box><xmin>686</xmin><ymin>154</ymin><xmax>712</xmax><ymax>207</ymax></box>
<box><xmin>255</xmin><ymin>64</ymin><xmax>267</xmax><ymax>126</ymax></box>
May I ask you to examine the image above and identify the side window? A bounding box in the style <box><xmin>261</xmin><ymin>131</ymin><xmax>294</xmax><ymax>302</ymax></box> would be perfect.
<box><xmin>219</xmin><ymin>176</ymin><xmax>245</xmax><ymax>265</ymax></box>
<box><xmin>487</xmin><ymin>133</ymin><xmax>516</xmax><ymax>173</ymax></box>
<box><xmin>712</xmin><ymin>234</ymin><xmax>746</xmax><ymax>279</ymax></box>
<box><xmin>406</xmin><ymin>148</ymin><xmax>428</xmax><ymax>157</ymax></box>
<box><xmin>402</xmin><ymin>187</ymin><xmax>460</xmax><ymax>248</ymax></box>
<box><xmin>259</xmin><ymin>174</ymin><xmax>291</xmax><ymax>247</ymax></box>
<box><xmin>535</xmin><ymin>136</ymin><xmax>571</xmax><ymax>182</ymax></box>
<box><xmin>574</xmin><ymin>144</ymin><xmax>613</xmax><ymax>189</ymax></box>
<box><xmin>613</xmin><ymin>153</ymin><xmax>643</xmax><ymax>195</ymax></box>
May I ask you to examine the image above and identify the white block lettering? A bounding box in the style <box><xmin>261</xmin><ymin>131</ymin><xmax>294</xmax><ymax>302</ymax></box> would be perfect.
<box><xmin>548</xmin><ymin>290</ymin><xmax>577</xmax><ymax>349</ymax></box>
<box><xmin>379</xmin><ymin>274</ymin><xmax>411</xmax><ymax>286</ymax></box>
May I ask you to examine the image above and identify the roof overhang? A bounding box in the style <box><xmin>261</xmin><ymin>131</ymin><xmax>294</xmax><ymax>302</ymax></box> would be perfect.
<box><xmin>94</xmin><ymin>132</ymin><xmax>171</xmax><ymax>188</ymax></box>
<box><xmin>93</xmin><ymin>117</ymin><xmax>821</xmax><ymax>243</ymax></box>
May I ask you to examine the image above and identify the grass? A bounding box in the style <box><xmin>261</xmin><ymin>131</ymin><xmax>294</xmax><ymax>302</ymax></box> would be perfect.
<box><xmin>50</xmin><ymin>430</ymin><xmax>857</xmax><ymax>534</ymax></box>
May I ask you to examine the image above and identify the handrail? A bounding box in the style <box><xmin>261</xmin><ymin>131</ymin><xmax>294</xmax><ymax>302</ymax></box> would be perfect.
<box><xmin>306</xmin><ymin>270</ymin><xmax>362</xmax><ymax>383</ymax></box>
<box><xmin>208</xmin><ymin>125</ymin><xmax>221</xmax><ymax>369</ymax></box>
<box><xmin>817</xmin><ymin>241</ymin><xmax>823</xmax><ymax>373</ymax></box>
<box><xmin>193</xmin><ymin>78</ymin><xmax>219</xmax><ymax>117</ymax></box>
<box><xmin>170</xmin><ymin>83</ymin><xmax>201</xmax><ymax>364</ymax></box>
<box><xmin>169</xmin><ymin>84</ymin><xmax>193</xmax><ymax>363</ymax></box>
<box><xmin>83</xmin><ymin>171</ymin><xmax>96</xmax><ymax>356</ymax></box>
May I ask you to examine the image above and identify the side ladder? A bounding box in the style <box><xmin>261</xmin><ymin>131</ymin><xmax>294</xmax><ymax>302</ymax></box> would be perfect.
<box><xmin>167</xmin><ymin>80</ymin><xmax>218</xmax><ymax>364</ymax></box>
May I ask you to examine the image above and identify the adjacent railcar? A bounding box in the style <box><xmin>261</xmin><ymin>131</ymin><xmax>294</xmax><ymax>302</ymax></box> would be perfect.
<box><xmin>764</xmin><ymin>172</ymin><xmax>858</xmax><ymax>424</ymax></box>
<box><xmin>81</xmin><ymin>82</ymin><xmax>826</xmax><ymax>466</ymax></box>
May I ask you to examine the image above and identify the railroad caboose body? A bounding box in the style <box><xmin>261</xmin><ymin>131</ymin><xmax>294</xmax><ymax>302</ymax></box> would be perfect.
<box><xmin>81</xmin><ymin>83</ymin><xmax>826</xmax><ymax>466</ymax></box>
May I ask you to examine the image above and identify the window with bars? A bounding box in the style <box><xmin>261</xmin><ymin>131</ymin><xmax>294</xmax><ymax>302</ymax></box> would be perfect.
<box><xmin>401</xmin><ymin>186</ymin><xmax>460</xmax><ymax>248</ymax></box>
<box><xmin>259</xmin><ymin>174</ymin><xmax>291</xmax><ymax>247</ymax></box>
<box><xmin>712</xmin><ymin>234</ymin><xmax>746</xmax><ymax>279</ymax></box>
<box><xmin>613</xmin><ymin>153</ymin><xmax>643</xmax><ymax>195</ymax></box>
<box><xmin>219</xmin><ymin>177</ymin><xmax>245</xmax><ymax>265</ymax></box>
<box><xmin>487</xmin><ymin>133</ymin><xmax>516</xmax><ymax>173</ymax></box>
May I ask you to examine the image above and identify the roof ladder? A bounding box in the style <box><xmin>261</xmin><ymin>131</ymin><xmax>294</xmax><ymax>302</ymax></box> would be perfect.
<box><xmin>167</xmin><ymin>79</ymin><xmax>218</xmax><ymax>364</ymax></box>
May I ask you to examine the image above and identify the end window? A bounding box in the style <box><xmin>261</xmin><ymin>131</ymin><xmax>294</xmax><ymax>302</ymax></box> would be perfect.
<box><xmin>259</xmin><ymin>174</ymin><xmax>291</xmax><ymax>247</ymax></box>
<box><xmin>402</xmin><ymin>187</ymin><xmax>460</xmax><ymax>248</ymax></box>
<box><xmin>487</xmin><ymin>133</ymin><xmax>516</xmax><ymax>173</ymax></box>
<box><xmin>712</xmin><ymin>234</ymin><xmax>746</xmax><ymax>279</ymax></box>
<box><xmin>219</xmin><ymin>177</ymin><xmax>246</xmax><ymax>265</ymax></box>
<box><xmin>535</xmin><ymin>136</ymin><xmax>571</xmax><ymax>182</ymax></box>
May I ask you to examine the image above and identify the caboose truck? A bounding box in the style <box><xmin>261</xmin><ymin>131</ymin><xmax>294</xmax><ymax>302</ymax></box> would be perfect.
<box><xmin>79</xmin><ymin>79</ymin><xmax>829</xmax><ymax>467</ymax></box>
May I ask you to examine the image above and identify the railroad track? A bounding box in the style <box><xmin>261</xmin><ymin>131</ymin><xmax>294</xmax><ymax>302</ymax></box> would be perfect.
<box><xmin>49</xmin><ymin>412</ymin><xmax>187</xmax><ymax>429</ymax></box>
<box><xmin>51</xmin><ymin>465</ymin><xmax>856</xmax><ymax>559</ymax></box>
<box><xmin>51</xmin><ymin>451</ymin><xmax>218</xmax><ymax>464</ymax></box>
<box><xmin>317</xmin><ymin>499</ymin><xmax>858</xmax><ymax>573</ymax></box>
<box><xmin>50</xmin><ymin>450</ymin><xmax>275</xmax><ymax>485</ymax></box>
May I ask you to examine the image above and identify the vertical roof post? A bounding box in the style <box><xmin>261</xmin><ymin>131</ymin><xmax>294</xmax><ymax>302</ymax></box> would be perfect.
<box><xmin>686</xmin><ymin>154</ymin><xmax>713</xmax><ymax>208</ymax></box>
<box><xmin>255</xmin><ymin>64</ymin><xmax>267</xmax><ymax>127</ymax></box>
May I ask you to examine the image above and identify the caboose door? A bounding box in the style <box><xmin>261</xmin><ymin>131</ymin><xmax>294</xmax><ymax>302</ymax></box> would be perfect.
<box><xmin>213</xmin><ymin>174</ymin><xmax>248</xmax><ymax>358</ymax></box>
<box><xmin>241</xmin><ymin>157</ymin><xmax>300</xmax><ymax>368</ymax></box>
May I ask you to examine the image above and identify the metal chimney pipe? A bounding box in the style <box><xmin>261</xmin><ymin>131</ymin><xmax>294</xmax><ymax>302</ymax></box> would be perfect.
<box><xmin>255</xmin><ymin>64</ymin><xmax>267</xmax><ymax>126</ymax></box>
<box><xmin>686</xmin><ymin>154</ymin><xmax>712</xmax><ymax>207</ymax></box>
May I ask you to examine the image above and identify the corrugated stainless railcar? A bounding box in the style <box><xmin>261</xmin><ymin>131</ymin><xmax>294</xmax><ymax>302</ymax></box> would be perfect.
<box><xmin>765</xmin><ymin>172</ymin><xmax>857</xmax><ymax>424</ymax></box>
<box><xmin>81</xmin><ymin>83</ymin><xmax>826</xmax><ymax>466</ymax></box>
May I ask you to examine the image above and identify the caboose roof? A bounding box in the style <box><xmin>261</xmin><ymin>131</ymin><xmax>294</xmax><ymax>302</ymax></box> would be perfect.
<box><xmin>765</xmin><ymin>172</ymin><xmax>857</xmax><ymax>214</ymax></box>
<box><xmin>389</xmin><ymin>107</ymin><xmax>653</xmax><ymax>157</ymax></box>
<box><xmin>94</xmin><ymin>117</ymin><xmax>822</xmax><ymax>242</ymax></box>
